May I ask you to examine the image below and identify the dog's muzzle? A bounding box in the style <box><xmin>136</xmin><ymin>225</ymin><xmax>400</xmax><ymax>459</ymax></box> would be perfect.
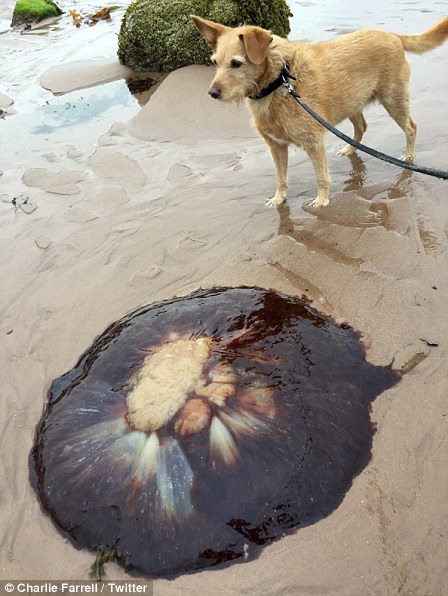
<box><xmin>208</xmin><ymin>86</ymin><xmax>221</xmax><ymax>99</ymax></box>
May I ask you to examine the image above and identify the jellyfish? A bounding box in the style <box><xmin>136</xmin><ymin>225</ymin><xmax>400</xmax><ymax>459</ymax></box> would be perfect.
<box><xmin>30</xmin><ymin>287</ymin><xmax>400</xmax><ymax>578</ymax></box>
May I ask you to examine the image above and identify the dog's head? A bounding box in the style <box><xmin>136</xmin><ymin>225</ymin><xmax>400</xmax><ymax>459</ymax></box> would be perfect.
<box><xmin>191</xmin><ymin>15</ymin><xmax>273</xmax><ymax>102</ymax></box>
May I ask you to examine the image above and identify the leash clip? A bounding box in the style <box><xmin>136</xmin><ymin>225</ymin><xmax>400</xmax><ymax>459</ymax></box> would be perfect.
<box><xmin>280</xmin><ymin>63</ymin><xmax>296</xmax><ymax>96</ymax></box>
<box><xmin>281</xmin><ymin>81</ymin><xmax>292</xmax><ymax>96</ymax></box>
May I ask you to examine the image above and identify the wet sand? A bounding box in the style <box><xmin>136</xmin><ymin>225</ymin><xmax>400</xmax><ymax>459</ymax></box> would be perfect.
<box><xmin>1</xmin><ymin>0</ymin><xmax>448</xmax><ymax>593</ymax></box>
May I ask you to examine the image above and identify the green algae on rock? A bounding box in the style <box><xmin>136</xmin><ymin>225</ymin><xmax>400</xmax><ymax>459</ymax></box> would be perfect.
<box><xmin>11</xmin><ymin>0</ymin><xmax>62</xmax><ymax>26</ymax></box>
<box><xmin>117</xmin><ymin>0</ymin><xmax>292</xmax><ymax>72</ymax></box>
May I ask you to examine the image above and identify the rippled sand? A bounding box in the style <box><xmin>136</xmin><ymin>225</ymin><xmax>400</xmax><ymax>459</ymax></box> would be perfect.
<box><xmin>1</xmin><ymin>0</ymin><xmax>448</xmax><ymax>593</ymax></box>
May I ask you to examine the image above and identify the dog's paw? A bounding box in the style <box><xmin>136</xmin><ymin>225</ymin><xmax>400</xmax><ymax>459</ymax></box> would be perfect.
<box><xmin>337</xmin><ymin>144</ymin><xmax>356</xmax><ymax>157</ymax></box>
<box><xmin>308</xmin><ymin>196</ymin><xmax>329</xmax><ymax>208</ymax></box>
<box><xmin>266</xmin><ymin>195</ymin><xmax>285</xmax><ymax>208</ymax></box>
<box><xmin>402</xmin><ymin>153</ymin><xmax>415</xmax><ymax>163</ymax></box>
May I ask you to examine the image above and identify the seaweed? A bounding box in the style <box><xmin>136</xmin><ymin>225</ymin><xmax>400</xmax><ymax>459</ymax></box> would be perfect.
<box><xmin>117</xmin><ymin>0</ymin><xmax>292</xmax><ymax>72</ymax></box>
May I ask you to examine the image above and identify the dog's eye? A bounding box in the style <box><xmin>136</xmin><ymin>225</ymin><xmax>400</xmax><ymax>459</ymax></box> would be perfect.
<box><xmin>230</xmin><ymin>59</ymin><xmax>243</xmax><ymax>69</ymax></box>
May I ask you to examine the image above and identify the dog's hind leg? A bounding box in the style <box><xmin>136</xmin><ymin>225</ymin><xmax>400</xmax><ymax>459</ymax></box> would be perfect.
<box><xmin>379</xmin><ymin>62</ymin><xmax>417</xmax><ymax>161</ymax></box>
<box><xmin>305</xmin><ymin>141</ymin><xmax>332</xmax><ymax>207</ymax></box>
<box><xmin>381</xmin><ymin>95</ymin><xmax>417</xmax><ymax>161</ymax></box>
<box><xmin>263</xmin><ymin>137</ymin><xmax>289</xmax><ymax>207</ymax></box>
<box><xmin>337</xmin><ymin>112</ymin><xmax>368</xmax><ymax>157</ymax></box>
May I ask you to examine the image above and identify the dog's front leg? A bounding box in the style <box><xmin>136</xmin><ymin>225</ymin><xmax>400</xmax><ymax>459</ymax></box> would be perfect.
<box><xmin>305</xmin><ymin>141</ymin><xmax>331</xmax><ymax>207</ymax></box>
<box><xmin>263</xmin><ymin>137</ymin><xmax>289</xmax><ymax>207</ymax></box>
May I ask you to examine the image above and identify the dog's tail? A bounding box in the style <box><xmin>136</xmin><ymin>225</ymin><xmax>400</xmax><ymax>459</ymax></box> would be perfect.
<box><xmin>399</xmin><ymin>16</ymin><xmax>448</xmax><ymax>53</ymax></box>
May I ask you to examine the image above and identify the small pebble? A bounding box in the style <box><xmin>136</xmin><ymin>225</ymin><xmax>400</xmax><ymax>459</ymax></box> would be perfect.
<box><xmin>66</xmin><ymin>147</ymin><xmax>84</xmax><ymax>160</ymax></box>
<box><xmin>35</xmin><ymin>236</ymin><xmax>52</xmax><ymax>249</ymax></box>
<box><xmin>20</xmin><ymin>201</ymin><xmax>37</xmax><ymax>214</ymax></box>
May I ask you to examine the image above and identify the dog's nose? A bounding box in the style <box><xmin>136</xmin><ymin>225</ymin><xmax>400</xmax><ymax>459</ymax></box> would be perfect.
<box><xmin>208</xmin><ymin>86</ymin><xmax>221</xmax><ymax>99</ymax></box>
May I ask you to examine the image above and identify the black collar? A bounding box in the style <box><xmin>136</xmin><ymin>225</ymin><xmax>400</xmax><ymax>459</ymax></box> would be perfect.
<box><xmin>249</xmin><ymin>62</ymin><xmax>296</xmax><ymax>100</ymax></box>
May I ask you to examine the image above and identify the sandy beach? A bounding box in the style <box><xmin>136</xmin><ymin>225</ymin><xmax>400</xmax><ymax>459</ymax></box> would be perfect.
<box><xmin>1</xmin><ymin>0</ymin><xmax>448</xmax><ymax>593</ymax></box>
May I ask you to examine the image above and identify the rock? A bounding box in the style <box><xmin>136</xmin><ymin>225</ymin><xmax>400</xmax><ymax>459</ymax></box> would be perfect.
<box><xmin>35</xmin><ymin>235</ymin><xmax>52</xmax><ymax>249</ymax></box>
<box><xmin>0</xmin><ymin>93</ymin><xmax>14</xmax><ymax>109</ymax></box>
<box><xmin>20</xmin><ymin>200</ymin><xmax>38</xmax><ymax>214</ymax></box>
<box><xmin>11</xmin><ymin>0</ymin><xmax>63</xmax><ymax>27</ymax></box>
<box><xmin>0</xmin><ymin>93</ymin><xmax>15</xmax><ymax>117</ymax></box>
<box><xmin>118</xmin><ymin>0</ymin><xmax>292</xmax><ymax>72</ymax></box>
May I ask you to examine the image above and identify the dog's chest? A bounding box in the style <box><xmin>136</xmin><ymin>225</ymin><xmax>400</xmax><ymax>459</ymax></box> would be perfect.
<box><xmin>250</xmin><ymin>100</ymin><xmax>291</xmax><ymax>145</ymax></box>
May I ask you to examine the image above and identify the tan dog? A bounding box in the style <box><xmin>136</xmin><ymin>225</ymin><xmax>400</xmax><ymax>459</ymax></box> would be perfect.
<box><xmin>192</xmin><ymin>15</ymin><xmax>448</xmax><ymax>207</ymax></box>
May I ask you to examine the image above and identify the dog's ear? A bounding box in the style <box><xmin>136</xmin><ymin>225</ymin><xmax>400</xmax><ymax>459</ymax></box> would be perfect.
<box><xmin>191</xmin><ymin>15</ymin><xmax>229</xmax><ymax>50</ymax></box>
<box><xmin>239</xmin><ymin>27</ymin><xmax>273</xmax><ymax>64</ymax></box>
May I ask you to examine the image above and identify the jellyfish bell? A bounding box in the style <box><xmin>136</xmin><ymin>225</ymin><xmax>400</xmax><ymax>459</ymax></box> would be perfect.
<box><xmin>31</xmin><ymin>287</ymin><xmax>400</xmax><ymax>578</ymax></box>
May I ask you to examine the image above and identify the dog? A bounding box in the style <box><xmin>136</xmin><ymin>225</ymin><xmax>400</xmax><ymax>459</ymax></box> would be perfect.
<box><xmin>192</xmin><ymin>15</ymin><xmax>448</xmax><ymax>207</ymax></box>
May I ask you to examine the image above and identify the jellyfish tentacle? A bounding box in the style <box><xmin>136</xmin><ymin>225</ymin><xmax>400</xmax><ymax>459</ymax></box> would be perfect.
<box><xmin>94</xmin><ymin>431</ymin><xmax>150</xmax><ymax>496</ymax></box>
<box><xmin>133</xmin><ymin>432</ymin><xmax>160</xmax><ymax>481</ymax></box>
<box><xmin>209</xmin><ymin>416</ymin><xmax>239</xmax><ymax>466</ymax></box>
<box><xmin>55</xmin><ymin>423</ymin><xmax>144</xmax><ymax>498</ymax></box>
<box><xmin>58</xmin><ymin>418</ymin><xmax>128</xmax><ymax>473</ymax></box>
<box><xmin>125</xmin><ymin>432</ymin><xmax>161</xmax><ymax>513</ymax></box>
<box><xmin>156</xmin><ymin>438</ymin><xmax>194</xmax><ymax>521</ymax></box>
<box><xmin>218</xmin><ymin>409</ymin><xmax>269</xmax><ymax>439</ymax></box>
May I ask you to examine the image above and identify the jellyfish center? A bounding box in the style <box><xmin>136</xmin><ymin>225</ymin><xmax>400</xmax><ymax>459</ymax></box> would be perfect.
<box><xmin>126</xmin><ymin>338</ymin><xmax>213</xmax><ymax>432</ymax></box>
